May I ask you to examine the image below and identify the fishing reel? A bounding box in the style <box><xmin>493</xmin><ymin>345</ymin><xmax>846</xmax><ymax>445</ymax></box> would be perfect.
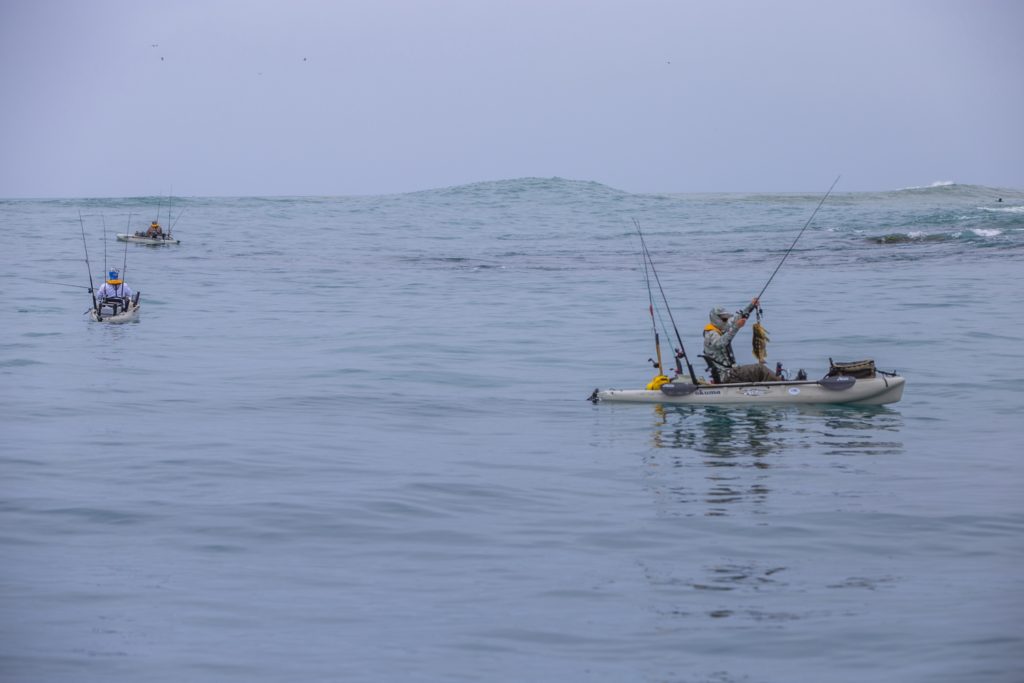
<box><xmin>647</xmin><ymin>357</ymin><xmax>661</xmax><ymax>370</ymax></box>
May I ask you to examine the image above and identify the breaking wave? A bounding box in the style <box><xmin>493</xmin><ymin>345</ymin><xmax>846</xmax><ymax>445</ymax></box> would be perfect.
<box><xmin>868</xmin><ymin>227</ymin><xmax>1006</xmax><ymax>245</ymax></box>
<box><xmin>898</xmin><ymin>180</ymin><xmax>957</xmax><ymax>190</ymax></box>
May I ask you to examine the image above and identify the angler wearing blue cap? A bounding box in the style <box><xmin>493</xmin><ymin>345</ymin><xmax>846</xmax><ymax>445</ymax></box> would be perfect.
<box><xmin>95</xmin><ymin>269</ymin><xmax>134</xmax><ymax>310</ymax></box>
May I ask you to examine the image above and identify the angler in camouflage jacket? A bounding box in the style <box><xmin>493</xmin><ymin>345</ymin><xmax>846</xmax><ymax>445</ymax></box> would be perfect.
<box><xmin>703</xmin><ymin>297</ymin><xmax>779</xmax><ymax>383</ymax></box>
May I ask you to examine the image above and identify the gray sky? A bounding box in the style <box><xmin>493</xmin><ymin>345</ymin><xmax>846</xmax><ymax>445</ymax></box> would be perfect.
<box><xmin>1</xmin><ymin>0</ymin><xmax>1021</xmax><ymax>198</ymax></box>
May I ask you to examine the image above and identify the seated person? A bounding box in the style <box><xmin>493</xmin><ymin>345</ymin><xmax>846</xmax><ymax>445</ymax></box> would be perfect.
<box><xmin>95</xmin><ymin>269</ymin><xmax>134</xmax><ymax>313</ymax></box>
<box><xmin>703</xmin><ymin>298</ymin><xmax>780</xmax><ymax>383</ymax></box>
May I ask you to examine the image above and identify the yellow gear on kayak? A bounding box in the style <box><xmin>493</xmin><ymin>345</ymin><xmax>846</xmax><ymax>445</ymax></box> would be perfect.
<box><xmin>646</xmin><ymin>374</ymin><xmax>670</xmax><ymax>390</ymax></box>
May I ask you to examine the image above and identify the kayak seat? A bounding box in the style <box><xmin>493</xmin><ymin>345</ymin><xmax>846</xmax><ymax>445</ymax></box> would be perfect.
<box><xmin>100</xmin><ymin>297</ymin><xmax>130</xmax><ymax>314</ymax></box>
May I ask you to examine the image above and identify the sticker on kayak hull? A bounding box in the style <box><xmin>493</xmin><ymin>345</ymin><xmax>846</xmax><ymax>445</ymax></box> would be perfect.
<box><xmin>788</xmin><ymin>387</ymin><xmax>801</xmax><ymax>395</ymax></box>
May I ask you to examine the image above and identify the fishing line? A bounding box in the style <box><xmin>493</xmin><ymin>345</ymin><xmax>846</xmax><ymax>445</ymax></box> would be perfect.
<box><xmin>756</xmin><ymin>175</ymin><xmax>841</xmax><ymax>301</ymax></box>
<box><xmin>26</xmin><ymin>278</ymin><xmax>91</xmax><ymax>290</ymax></box>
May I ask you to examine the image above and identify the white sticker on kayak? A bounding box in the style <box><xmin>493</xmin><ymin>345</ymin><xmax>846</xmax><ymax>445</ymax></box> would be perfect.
<box><xmin>788</xmin><ymin>387</ymin><xmax>801</xmax><ymax>395</ymax></box>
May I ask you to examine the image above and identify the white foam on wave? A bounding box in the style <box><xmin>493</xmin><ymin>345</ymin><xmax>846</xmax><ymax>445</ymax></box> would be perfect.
<box><xmin>979</xmin><ymin>205</ymin><xmax>1024</xmax><ymax>214</ymax></box>
<box><xmin>970</xmin><ymin>228</ymin><xmax>1002</xmax><ymax>237</ymax></box>
<box><xmin>898</xmin><ymin>180</ymin><xmax>956</xmax><ymax>191</ymax></box>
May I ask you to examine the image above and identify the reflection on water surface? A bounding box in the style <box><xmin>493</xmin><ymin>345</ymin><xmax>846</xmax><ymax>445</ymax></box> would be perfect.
<box><xmin>642</xmin><ymin>404</ymin><xmax>904</xmax><ymax>517</ymax></box>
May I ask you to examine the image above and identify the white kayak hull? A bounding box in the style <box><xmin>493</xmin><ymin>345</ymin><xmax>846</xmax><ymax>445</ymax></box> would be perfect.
<box><xmin>89</xmin><ymin>302</ymin><xmax>141</xmax><ymax>324</ymax></box>
<box><xmin>116</xmin><ymin>233</ymin><xmax>180</xmax><ymax>245</ymax></box>
<box><xmin>595</xmin><ymin>374</ymin><xmax>905</xmax><ymax>406</ymax></box>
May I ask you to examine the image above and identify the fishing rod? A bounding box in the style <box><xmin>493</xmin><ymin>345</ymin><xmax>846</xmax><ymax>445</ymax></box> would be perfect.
<box><xmin>755</xmin><ymin>175</ymin><xmax>841</xmax><ymax>301</ymax></box>
<box><xmin>639</xmin><ymin>234</ymin><xmax>664</xmax><ymax>376</ymax></box>
<box><xmin>169</xmin><ymin>206</ymin><xmax>186</xmax><ymax>236</ymax></box>
<box><xmin>633</xmin><ymin>219</ymin><xmax>699</xmax><ymax>384</ymax></box>
<box><xmin>78</xmin><ymin>212</ymin><xmax>101</xmax><ymax>321</ymax></box>
<box><xmin>102</xmin><ymin>213</ymin><xmax>108</xmax><ymax>275</ymax></box>
<box><xmin>120</xmin><ymin>217</ymin><xmax>130</xmax><ymax>287</ymax></box>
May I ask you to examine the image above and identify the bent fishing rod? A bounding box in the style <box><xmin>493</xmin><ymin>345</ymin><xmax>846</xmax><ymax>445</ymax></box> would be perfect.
<box><xmin>634</xmin><ymin>219</ymin><xmax>699</xmax><ymax>384</ymax></box>
<box><xmin>78</xmin><ymin>212</ymin><xmax>101</xmax><ymax>320</ymax></box>
<box><xmin>755</xmin><ymin>175</ymin><xmax>841</xmax><ymax>301</ymax></box>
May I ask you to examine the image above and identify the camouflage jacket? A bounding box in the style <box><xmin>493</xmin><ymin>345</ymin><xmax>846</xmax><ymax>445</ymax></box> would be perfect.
<box><xmin>702</xmin><ymin>301</ymin><xmax>757</xmax><ymax>374</ymax></box>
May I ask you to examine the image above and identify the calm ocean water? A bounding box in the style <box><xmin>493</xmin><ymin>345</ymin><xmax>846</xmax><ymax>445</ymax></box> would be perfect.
<box><xmin>2</xmin><ymin>179</ymin><xmax>1023</xmax><ymax>682</ymax></box>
